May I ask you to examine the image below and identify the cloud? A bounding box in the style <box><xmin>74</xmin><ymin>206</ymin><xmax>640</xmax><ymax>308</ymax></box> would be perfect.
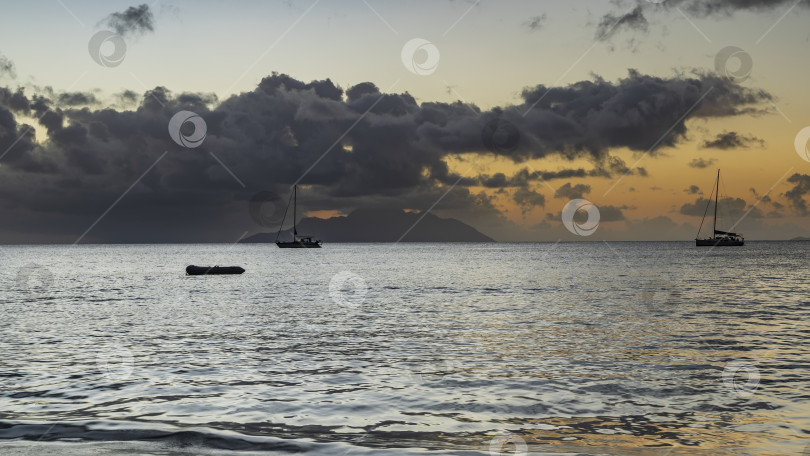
<box><xmin>702</xmin><ymin>131</ymin><xmax>763</xmax><ymax>150</ymax></box>
<box><xmin>596</xmin><ymin>6</ymin><xmax>648</xmax><ymax>41</ymax></box>
<box><xmin>104</xmin><ymin>4</ymin><xmax>155</xmax><ymax>37</ymax></box>
<box><xmin>595</xmin><ymin>1</ymin><xmax>810</xmax><ymax>45</ymax></box>
<box><xmin>749</xmin><ymin>187</ymin><xmax>771</xmax><ymax>203</ymax></box>
<box><xmin>524</xmin><ymin>14</ymin><xmax>547</xmax><ymax>32</ymax></box>
<box><xmin>0</xmin><ymin>54</ymin><xmax>15</xmax><ymax>79</ymax></box>
<box><xmin>598</xmin><ymin>205</ymin><xmax>626</xmax><ymax>222</ymax></box>
<box><xmin>518</xmin><ymin>69</ymin><xmax>770</xmax><ymax>161</ymax></box>
<box><xmin>554</xmin><ymin>182</ymin><xmax>591</xmax><ymax>199</ymax></box>
<box><xmin>688</xmin><ymin>157</ymin><xmax>716</xmax><ymax>168</ymax></box>
<box><xmin>673</xmin><ymin>0</ymin><xmax>810</xmax><ymax>17</ymax></box>
<box><xmin>686</xmin><ymin>185</ymin><xmax>701</xmax><ymax>194</ymax></box>
<box><xmin>513</xmin><ymin>187</ymin><xmax>546</xmax><ymax>213</ymax></box>
<box><xmin>786</xmin><ymin>173</ymin><xmax>810</xmax><ymax>215</ymax></box>
<box><xmin>0</xmin><ymin>69</ymin><xmax>775</xmax><ymax>242</ymax></box>
<box><xmin>680</xmin><ymin>196</ymin><xmax>762</xmax><ymax>219</ymax></box>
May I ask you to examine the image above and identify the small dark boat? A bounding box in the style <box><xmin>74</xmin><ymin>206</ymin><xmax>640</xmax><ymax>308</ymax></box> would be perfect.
<box><xmin>186</xmin><ymin>265</ymin><xmax>245</xmax><ymax>276</ymax></box>
<box><xmin>275</xmin><ymin>185</ymin><xmax>322</xmax><ymax>248</ymax></box>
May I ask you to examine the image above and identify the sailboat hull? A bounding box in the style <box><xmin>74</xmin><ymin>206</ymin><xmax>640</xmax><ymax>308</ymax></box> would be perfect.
<box><xmin>696</xmin><ymin>238</ymin><xmax>744</xmax><ymax>247</ymax></box>
<box><xmin>276</xmin><ymin>241</ymin><xmax>322</xmax><ymax>248</ymax></box>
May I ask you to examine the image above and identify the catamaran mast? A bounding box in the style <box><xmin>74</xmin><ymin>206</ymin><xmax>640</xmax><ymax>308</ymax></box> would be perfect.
<box><xmin>293</xmin><ymin>185</ymin><xmax>297</xmax><ymax>237</ymax></box>
<box><xmin>713</xmin><ymin>169</ymin><xmax>719</xmax><ymax>236</ymax></box>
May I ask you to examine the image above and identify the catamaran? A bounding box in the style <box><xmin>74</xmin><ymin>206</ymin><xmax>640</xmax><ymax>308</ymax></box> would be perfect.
<box><xmin>275</xmin><ymin>185</ymin><xmax>322</xmax><ymax>248</ymax></box>
<box><xmin>695</xmin><ymin>170</ymin><xmax>744</xmax><ymax>247</ymax></box>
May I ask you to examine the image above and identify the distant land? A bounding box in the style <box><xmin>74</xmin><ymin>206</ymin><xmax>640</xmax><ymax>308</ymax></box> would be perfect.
<box><xmin>242</xmin><ymin>208</ymin><xmax>494</xmax><ymax>243</ymax></box>
<box><xmin>791</xmin><ymin>236</ymin><xmax>810</xmax><ymax>241</ymax></box>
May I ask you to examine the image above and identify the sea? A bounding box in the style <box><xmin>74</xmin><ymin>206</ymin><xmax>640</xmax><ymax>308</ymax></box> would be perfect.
<box><xmin>0</xmin><ymin>242</ymin><xmax>808</xmax><ymax>456</ymax></box>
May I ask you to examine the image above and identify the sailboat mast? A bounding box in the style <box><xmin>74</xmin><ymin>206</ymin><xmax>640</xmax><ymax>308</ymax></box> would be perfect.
<box><xmin>293</xmin><ymin>185</ymin><xmax>297</xmax><ymax>237</ymax></box>
<box><xmin>713</xmin><ymin>169</ymin><xmax>719</xmax><ymax>236</ymax></box>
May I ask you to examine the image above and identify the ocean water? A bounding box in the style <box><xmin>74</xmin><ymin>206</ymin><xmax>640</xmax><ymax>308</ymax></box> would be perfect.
<box><xmin>1</xmin><ymin>242</ymin><xmax>809</xmax><ymax>456</ymax></box>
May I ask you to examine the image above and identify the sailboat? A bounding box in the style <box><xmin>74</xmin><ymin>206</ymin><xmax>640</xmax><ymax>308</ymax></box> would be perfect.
<box><xmin>695</xmin><ymin>170</ymin><xmax>744</xmax><ymax>247</ymax></box>
<box><xmin>275</xmin><ymin>185</ymin><xmax>322</xmax><ymax>248</ymax></box>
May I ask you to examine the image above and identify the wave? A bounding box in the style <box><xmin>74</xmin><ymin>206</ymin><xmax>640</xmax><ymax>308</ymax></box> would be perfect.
<box><xmin>0</xmin><ymin>421</ymin><xmax>491</xmax><ymax>455</ymax></box>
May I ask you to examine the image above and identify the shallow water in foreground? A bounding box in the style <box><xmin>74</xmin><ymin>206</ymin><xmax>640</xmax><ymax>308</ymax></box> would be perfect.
<box><xmin>1</xmin><ymin>242</ymin><xmax>809</xmax><ymax>455</ymax></box>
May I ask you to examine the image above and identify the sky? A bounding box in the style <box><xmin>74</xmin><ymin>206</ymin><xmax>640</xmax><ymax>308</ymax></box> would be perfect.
<box><xmin>1</xmin><ymin>0</ymin><xmax>810</xmax><ymax>243</ymax></box>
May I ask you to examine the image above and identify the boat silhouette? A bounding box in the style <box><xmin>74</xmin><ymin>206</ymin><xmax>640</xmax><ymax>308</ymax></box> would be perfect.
<box><xmin>695</xmin><ymin>169</ymin><xmax>744</xmax><ymax>247</ymax></box>
<box><xmin>186</xmin><ymin>265</ymin><xmax>245</xmax><ymax>275</ymax></box>
<box><xmin>275</xmin><ymin>185</ymin><xmax>322</xmax><ymax>248</ymax></box>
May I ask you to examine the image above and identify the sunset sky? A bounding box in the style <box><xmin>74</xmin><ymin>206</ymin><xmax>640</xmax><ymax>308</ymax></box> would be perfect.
<box><xmin>1</xmin><ymin>0</ymin><xmax>810</xmax><ymax>242</ymax></box>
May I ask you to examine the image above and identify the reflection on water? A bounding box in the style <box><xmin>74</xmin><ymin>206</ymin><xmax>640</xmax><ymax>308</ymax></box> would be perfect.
<box><xmin>0</xmin><ymin>242</ymin><xmax>808</xmax><ymax>455</ymax></box>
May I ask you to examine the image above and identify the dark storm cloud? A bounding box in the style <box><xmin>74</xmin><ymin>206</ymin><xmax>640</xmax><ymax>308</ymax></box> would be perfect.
<box><xmin>674</xmin><ymin>0</ymin><xmax>810</xmax><ymax>17</ymax></box>
<box><xmin>56</xmin><ymin>92</ymin><xmax>100</xmax><ymax>106</ymax></box>
<box><xmin>596</xmin><ymin>6</ymin><xmax>648</xmax><ymax>41</ymax></box>
<box><xmin>517</xmin><ymin>69</ymin><xmax>770</xmax><ymax>161</ymax></box>
<box><xmin>702</xmin><ymin>131</ymin><xmax>763</xmax><ymax>150</ymax></box>
<box><xmin>680</xmin><ymin>196</ymin><xmax>756</xmax><ymax>218</ymax></box>
<box><xmin>104</xmin><ymin>4</ymin><xmax>154</xmax><ymax>37</ymax></box>
<box><xmin>688</xmin><ymin>158</ymin><xmax>716</xmax><ymax>169</ymax></box>
<box><xmin>596</xmin><ymin>1</ymin><xmax>810</xmax><ymax>44</ymax></box>
<box><xmin>786</xmin><ymin>173</ymin><xmax>810</xmax><ymax>215</ymax></box>
<box><xmin>598</xmin><ymin>205</ymin><xmax>626</xmax><ymax>222</ymax></box>
<box><xmin>481</xmin><ymin>173</ymin><xmax>507</xmax><ymax>188</ymax></box>
<box><xmin>116</xmin><ymin>90</ymin><xmax>140</xmax><ymax>105</ymax></box>
<box><xmin>0</xmin><ymin>87</ymin><xmax>30</xmax><ymax>113</ymax></box>
<box><xmin>513</xmin><ymin>187</ymin><xmax>545</xmax><ymax>212</ymax></box>
<box><xmin>554</xmin><ymin>182</ymin><xmax>591</xmax><ymax>199</ymax></box>
<box><xmin>0</xmin><ymin>69</ymin><xmax>773</xmax><ymax>242</ymax></box>
<box><xmin>0</xmin><ymin>105</ymin><xmax>34</xmax><ymax>162</ymax></box>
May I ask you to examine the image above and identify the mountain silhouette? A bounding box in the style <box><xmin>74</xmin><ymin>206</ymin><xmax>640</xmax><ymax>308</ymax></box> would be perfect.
<box><xmin>242</xmin><ymin>208</ymin><xmax>494</xmax><ymax>243</ymax></box>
